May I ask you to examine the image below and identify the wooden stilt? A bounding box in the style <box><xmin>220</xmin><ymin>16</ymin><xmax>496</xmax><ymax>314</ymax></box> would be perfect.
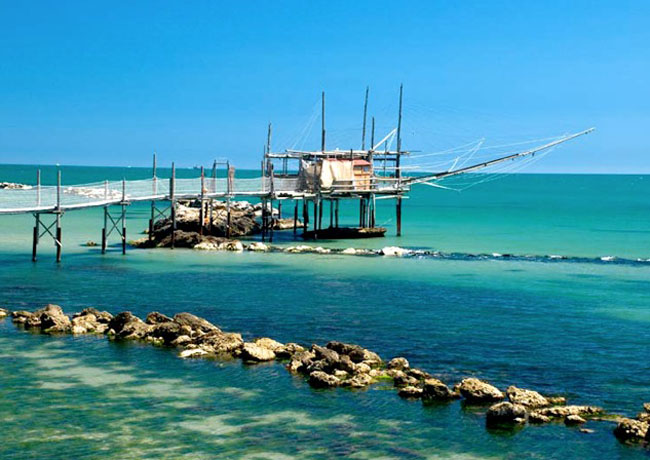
<box><xmin>32</xmin><ymin>215</ymin><xmax>39</xmax><ymax>262</ymax></box>
<box><xmin>101</xmin><ymin>206</ymin><xmax>107</xmax><ymax>254</ymax></box>
<box><xmin>318</xmin><ymin>197</ymin><xmax>323</xmax><ymax>231</ymax></box>
<box><xmin>121</xmin><ymin>205</ymin><xmax>127</xmax><ymax>255</ymax></box>
<box><xmin>293</xmin><ymin>200</ymin><xmax>298</xmax><ymax>235</ymax></box>
<box><xmin>269</xmin><ymin>199</ymin><xmax>274</xmax><ymax>243</ymax></box>
<box><xmin>396</xmin><ymin>197</ymin><xmax>402</xmax><ymax>236</ymax></box>
<box><xmin>335</xmin><ymin>200</ymin><xmax>339</xmax><ymax>228</ymax></box>
<box><xmin>55</xmin><ymin>170</ymin><xmax>62</xmax><ymax>263</ymax></box>
<box><xmin>170</xmin><ymin>163</ymin><xmax>176</xmax><ymax>249</ymax></box>
<box><xmin>303</xmin><ymin>200</ymin><xmax>309</xmax><ymax>232</ymax></box>
<box><xmin>199</xmin><ymin>167</ymin><xmax>205</xmax><ymax>235</ymax></box>
<box><xmin>329</xmin><ymin>199</ymin><xmax>333</xmax><ymax>228</ymax></box>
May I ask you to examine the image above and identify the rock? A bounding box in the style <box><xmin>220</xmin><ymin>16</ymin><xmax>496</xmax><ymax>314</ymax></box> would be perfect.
<box><xmin>326</xmin><ymin>341</ymin><xmax>361</xmax><ymax>356</ymax></box>
<box><xmin>486</xmin><ymin>402</ymin><xmax>528</xmax><ymax>427</ymax></box>
<box><xmin>107</xmin><ymin>312</ymin><xmax>151</xmax><ymax>339</ymax></box>
<box><xmin>11</xmin><ymin>310</ymin><xmax>35</xmax><ymax>324</ymax></box>
<box><xmin>273</xmin><ymin>218</ymin><xmax>301</xmax><ymax>230</ymax></box>
<box><xmin>537</xmin><ymin>405</ymin><xmax>603</xmax><ymax>418</ymax></box>
<box><xmin>579</xmin><ymin>428</ymin><xmax>595</xmax><ymax>434</ymax></box>
<box><xmin>399</xmin><ymin>386</ymin><xmax>424</xmax><ymax>398</ymax></box>
<box><xmin>344</xmin><ymin>373</ymin><xmax>374</xmax><ymax>388</ymax></box>
<box><xmin>637</xmin><ymin>412</ymin><xmax>650</xmax><ymax>422</ymax></box>
<box><xmin>179</xmin><ymin>348</ymin><xmax>209</xmax><ymax>358</ymax></box>
<box><xmin>275</xmin><ymin>342</ymin><xmax>305</xmax><ymax>359</ymax></box>
<box><xmin>354</xmin><ymin>363</ymin><xmax>372</xmax><ymax>375</ymax></box>
<box><xmin>406</xmin><ymin>368</ymin><xmax>431</xmax><ymax>380</ymax></box>
<box><xmin>393</xmin><ymin>371</ymin><xmax>419</xmax><ymax>387</ymax></box>
<box><xmin>457</xmin><ymin>378</ymin><xmax>504</xmax><ymax>403</ymax></box>
<box><xmin>0</xmin><ymin>182</ymin><xmax>31</xmax><ymax>189</ymax></box>
<box><xmin>220</xmin><ymin>240</ymin><xmax>244</xmax><ymax>252</ymax></box>
<box><xmin>308</xmin><ymin>371</ymin><xmax>340</xmax><ymax>388</ymax></box>
<box><xmin>311</xmin><ymin>345</ymin><xmax>340</xmax><ymax>371</ymax></box>
<box><xmin>348</xmin><ymin>348</ymin><xmax>382</xmax><ymax>367</ymax></box>
<box><xmin>86</xmin><ymin>241</ymin><xmax>97</xmax><ymax>247</ymax></box>
<box><xmin>39</xmin><ymin>304</ymin><xmax>71</xmax><ymax>333</ymax></box>
<box><xmin>149</xmin><ymin>321</ymin><xmax>183</xmax><ymax>344</ymax></box>
<box><xmin>529</xmin><ymin>412</ymin><xmax>552</xmax><ymax>424</ymax></box>
<box><xmin>171</xmin><ymin>335</ymin><xmax>192</xmax><ymax>346</ymax></box>
<box><xmin>70</xmin><ymin>314</ymin><xmax>105</xmax><ymax>334</ymax></box>
<box><xmin>0</xmin><ymin>308</ymin><xmax>8</xmax><ymax>319</ymax></box>
<box><xmin>173</xmin><ymin>312</ymin><xmax>219</xmax><ymax>334</ymax></box>
<box><xmin>613</xmin><ymin>418</ymin><xmax>649</xmax><ymax>443</ymax></box>
<box><xmin>380</xmin><ymin>246</ymin><xmax>410</xmax><ymax>257</ymax></box>
<box><xmin>145</xmin><ymin>311</ymin><xmax>173</xmax><ymax>324</ymax></box>
<box><xmin>285</xmin><ymin>245</ymin><xmax>316</xmax><ymax>254</ymax></box>
<box><xmin>333</xmin><ymin>369</ymin><xmax>348</xmax><ymax>379</ymax></box>
<box><xmin>240</xmin><ymin>342</ymin><xmax>276</xmax><ymax>362</ymax></box>
<box><xmin>422</xmin><ymin>378</ymin><xmax>457</xmax><ymax>400</ymax></box>
<box><xmin>545</xmin><ymin>396</ymin><xmax>567</xmax><ymax>405</ymax></box>
<box><xmin>341</xmin><ymin>248</ymin><xmax>357</xmax><ymax>255</ymax></box>
<box><xmin>73</xmin><ymin>308</ymin><xmax>112</xmax><ymax>324</ymax></box>
<box><xmin>644</xmin><ymin>402</ymin><xmax>650</xmax><ymax>413</ymax></box>
<box><xmin>565</xmin><ymin>415</ymin><xmax>587</xmax><ymax>425</ymax></box>
<box><xmin>194</xmin><ymin>242</ymin><xmax>218</xmax><ymax>250</ymax></box>
<box><xmin>286</xmin><ymin>350</ymin><xmax>316</xmax><ymax>374</ymax></box>
<box><xmin>248</xmin><ymin>242</ymin><xmax>269</xmax><ymax>252</ymax></box>
<box><xmin>387</xmin><ymin>357</ymin><xmax>410</xmax><ymax>371</ymax></box>
<box><xmin>506</xmin><ymin>385</ymin><xmax>549</xmax><ymax>408</ymax></box>
<box><xmin>196</xmin><ymin>330</ymin><xmax>244</xmax><ymax>354</ymax></box>
<box><xmin>254</xmin><ymin>337</ymin><xmax>284</xmax><ymax>352</ymax></box>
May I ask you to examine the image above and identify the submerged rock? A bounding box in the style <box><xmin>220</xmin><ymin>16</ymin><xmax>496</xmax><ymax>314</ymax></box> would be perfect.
<box><xmin>613</xmin><ymin>418</ymin><xmax>649</xmax><ymax>443</ymax></box>
<box><xmin>380</xmin><ymin>246</ymin><xmax>410</xmax><ymax>257</ymax></box>
<box><xmin>506</xmin><ymin>385</ymin><xmax>549</xmax><ymax>408</ymax></box>
<box><xmin>565</xmin><ymin>415</ymin><xmax>587</xmax><ymax>425</ymax></box>
<box><xmin>486</xmin><ymin>402</ymin><xmax>528</xmax><ymax>426</ymax></box>
<box><xmin>537</xmin><ymin>405</ymin><xmax>603</xmax><ymax>418</ymax></box>
<box><xmin>0</xmin><ymin>308</ymin><xmax>10</xmax><ymax>319</ymax></box>
<box><xmin>179</xmin><ymin>348</ymin><xmax>209</xmax><ymax>359</ymax></box>
<box><xmin>247</xmin><ymin>242</ymin><xmax>270</xmax><ymax>252</ymax></box>
<box><xmin>457</xmin><ymin>378</ymin><xmax>504</xmax><ymax>403</ymax></box>
<box><xmin>528</xmin><ymin>412</ymin><xmax>552</xmax><ymax>424</ymax></box>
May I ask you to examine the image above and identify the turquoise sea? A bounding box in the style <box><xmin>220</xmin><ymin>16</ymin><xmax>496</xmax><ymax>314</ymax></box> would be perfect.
<box><xmin>1</xmin><ymin>164</ymin><xmax>649</xmax><ymax>459</ymax></box>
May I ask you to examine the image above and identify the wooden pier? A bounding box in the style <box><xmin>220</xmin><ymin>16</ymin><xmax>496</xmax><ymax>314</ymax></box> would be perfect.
<box><xmin>0</xmin><ymin>86</ymin><xmax>594</xmax><ymax>262</ymax></box>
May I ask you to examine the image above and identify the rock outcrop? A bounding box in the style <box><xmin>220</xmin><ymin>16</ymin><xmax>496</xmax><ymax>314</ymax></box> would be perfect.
<box><xmin>457</xmin><ymin>378</ymin><xmax>504</xmax><ymax>403</ymax></box>
<box><xmin>239</xmin><ymin>342</ymin><xmax>276</xmax><ymax>362</ymax></box>
<box><xmin>486</xmin><ymin>402</ymin><xmax>528</xmax><ymax>426</ymax></box>
<box><xmin>614</xmin><ymin>418</ymin><xmax>649</xmax><ymax>443</ymax></box>
<box><xmin>107</xmin><ymin>312</ymin><xmax>151</xmax><ymax>339</ymax></box>
<box><xmin>506</xmin><ymin>385</ymin><xmax>549</xmax><ymax>408</ymax></box>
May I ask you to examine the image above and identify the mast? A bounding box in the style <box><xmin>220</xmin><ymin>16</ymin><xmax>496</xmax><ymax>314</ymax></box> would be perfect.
<box><xmin>361</xmin><ymin>86</ymin><xmax>369</xmax><ymax>150</ymax></box>
<box><xmin>321</xmin><ymin>91</ymin><xmax>326</xmax><ymax>152</ymax></box>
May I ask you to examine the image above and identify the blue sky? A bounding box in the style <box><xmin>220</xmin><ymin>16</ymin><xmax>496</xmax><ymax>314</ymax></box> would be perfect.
<box><xmin>0</xmin><ymin>1</ymin><xmax>648</xmax><ymax>172</ymax></box>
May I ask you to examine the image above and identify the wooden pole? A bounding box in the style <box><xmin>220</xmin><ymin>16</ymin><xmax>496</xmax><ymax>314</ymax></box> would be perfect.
<box><xmin>361</xmin><ymin>86</ymin><xmax>369</xmax><ymax>150</ymax></box>
<box><xmin>313</xmin><ymin>199</ymin><xmax>318</xmax><ymax>238</ymax></box>
<box><xmin>32</xmin><ymin>214</ymin><xmax>39</xmax><ymax>262</ymax></box>
<box><xmin>121</xmin><ymin>179</ymin><xmax>127</xmax><ymax>255</ymax></box>
<box><xmin>335</xmin><ymin>200</ymin><xmax>339</xmax><ymax>228</ymax></box>
<box><xmin>321</xmin><ymin>91</ymin><xmax>326</xmax><ymax>152</ymax></box>
<box><xmin>55</xmin><ymin>169</ymin><xmax>62</xmax><ymax>263</ymax></box>
<box><xmin>269</xmin><ymin>199</ymin><xmax>274</xmax><ymax>243</ymax></box>
<box><xmin>329</xmin><ymin>199</ymin><xmax>333</xmax><ymax>228</ymax></box>
<box><xmin>226</xmin><ymin>161</ymin><xmax>232</xmax><ymax>238</ymax></box>
<box><xmin>199</xmin><ymin>166</ymin><xmax>205</xmax><ymax>235</ymax></box>
<box><xmin>149</xmin><ymin>153</ymin><xmax>156</xmax><ymax>242</ymax></box>
<box><xmin>293</xmin><ymin>200</ymin><xmax>298</xmax><ymax>235</ymax></box>
<box><xmin>302</xmin><ymin>200</ymin><xmax>309</xmax><ymax>232</ymax></box>
<box><xmin>396</xmin><ymin>84</ymin><xmax>403</xmax><ymax>236</ymax></box>
<box><xmin>102</xmin><ymin>207</ymin><xmax>107</xmax><ymax>254</ymax></box>
<box><xmin>318</xmin><ymin>197</ymin><xmax>323</xmax><ymax>231</ymax></box>
<box><xmin>170</xmin><ymin>162</ymin><xmax>176</xmax><ymax>249</ymax></box>
<box><xmin>36</xmin><ymin>169</ymin><xmax>41</xmax><ymax>207</ymax></box>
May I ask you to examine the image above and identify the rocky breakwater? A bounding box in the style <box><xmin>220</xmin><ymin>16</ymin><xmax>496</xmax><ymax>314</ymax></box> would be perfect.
<box><xmin>132</xmin><ymin>201</ymin><xmax>262</xmax><ymax>249</ymax></box>
<box><xmin>7</xmin><ymin>304</ymin><xmax>645</xmax><ymax>447</ymax></box>
<box><xmin>613</xmin><ymin>402</ymin><xmax>650</xmax><ymax>444</ymax></box>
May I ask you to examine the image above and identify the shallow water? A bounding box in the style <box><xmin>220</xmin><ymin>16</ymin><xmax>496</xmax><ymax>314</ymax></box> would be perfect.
<box><xmin>1</xmin><ymin>165</ymin><xmax>649</xmax><ymax>459</ymax></box>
